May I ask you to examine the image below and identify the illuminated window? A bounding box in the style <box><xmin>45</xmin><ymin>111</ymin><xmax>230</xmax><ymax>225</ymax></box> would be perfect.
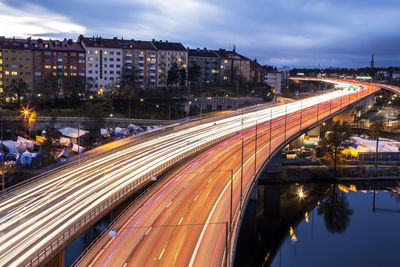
<box><xmin>95</xmin><ymin>50</ymin><xmax>98</xmax><ymax>54</ymax></box>
<box><xmin>104</xmin><ymin>51</ymin><xmax>108</xmax><ymax>55</ymax></box>
<box><xmin>11</xmin><ymin>71</ymin><xmax>17</xmax><ymax>75</ymax></box>
<box><xmin>64</xmin><ymin>73</ymin><xmax>68</xmax><ymax>76</ymax></box>
<box><xmin>88</xmin><ymin>57</ymin><xmax>93</xmax><ymax>61</ymax></box>
<box><xmin>224</xmin><ymin>60</ymin><xmax>228</xmax><ymax>64</ymax></box>
<box><xmin>53</xmin><ymin>66</ymin><xmax>56</xmax><ymax>69</ymax></box>
<box><xmin>4</xmin><ymin>71</ymin><xmax>9</xmax><ymax>75</ymax></box>
<box><xmin>223</xmin><ymin>76</ymin><xmax>228</xmax><ymax>80</ymax></box>
<box><xmin>71</xmin><ymin>73</ymin><xmax>77</xmax><ymax>76</ymax></box>
<box><xmin>45</xmin><ymin>65</ymin><xmax>51</xmax><ymax>69</ymax></box>
<box><xmin>211</xmin><ymin>69</ymin><xmax>218</xmax><ymax>73</ymax></box>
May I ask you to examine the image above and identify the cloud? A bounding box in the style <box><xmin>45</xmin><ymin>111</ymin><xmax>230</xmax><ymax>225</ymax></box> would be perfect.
<box><xmin>1</xmin><ymin>0</ymin><xmax>400</xmax><ymax>67</ymax></box>
<box><xmin>0</xmin><ymin>1</ymin><xmax>85</xmax><ymax>38</ymax></box>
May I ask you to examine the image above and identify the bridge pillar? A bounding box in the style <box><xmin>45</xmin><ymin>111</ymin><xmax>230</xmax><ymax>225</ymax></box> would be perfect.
<box><xmin>263</xmin><ymin>184</ymin><xmax>280</xmax><ymax>218</ymax></box>
<box><xmin>44</xmin><ymin>249</ymin><xmax>64</xmax><ymax>267</ymax></box>
<box><xmin>249</xmin><ymin>184</ymin><xmax>258</xmax><ymax>201</ymax></box>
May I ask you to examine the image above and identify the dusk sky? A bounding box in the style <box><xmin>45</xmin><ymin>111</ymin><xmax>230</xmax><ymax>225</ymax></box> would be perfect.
<box><xmin>1</xmin><ymin>0</ymin><xmax>399</xmax><ymax>68</ymax></box>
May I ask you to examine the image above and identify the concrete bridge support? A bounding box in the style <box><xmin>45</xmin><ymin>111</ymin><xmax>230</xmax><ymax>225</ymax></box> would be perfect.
<box><xmin>44</xmin><ymin>250</ymin><xmax>64</xmax><ymax>267</ymax></box>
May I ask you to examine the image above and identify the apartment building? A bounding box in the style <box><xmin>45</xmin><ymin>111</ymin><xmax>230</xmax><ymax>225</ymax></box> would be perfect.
<box><xmin>0</xmin><ymin>36</ymin><xmax>34</xmax><ymax>92</ymax></box>
<box><xmin>152</xmin><ymin>40</ymin><xmax>187</xmax><ymax>87</ymax></box>
<box><xmin>250</xmin><ymin>59</ymin><xmax>264</xmax><ymax>83</ymax></box>
<box><xmin>79</xmin><ymin>35</ymin><xmax>123</xmax><ymax>92</ymax></box>
<box><xmin>263</xmin><ymin>66</ymin><xmax>282</xmax><ymax>94</ymax></box>
<box><xmin>31</xmin><ymin>38</ymin><xmax>85</xmax><ymax>90</ymax></box>
<box><xmin>215</xmin><ymin>49</ymin><xmax>250</xmax><ymax>84</ymax></box>
<box><xmin>119</xmin><ymin>39</ymin><xmax>157</xmax><ymax>89</ymax></box>
<box><xmin>188</xmin><ymin>48</ymin><xmax>220</xmax><ymax>87</ymax></box>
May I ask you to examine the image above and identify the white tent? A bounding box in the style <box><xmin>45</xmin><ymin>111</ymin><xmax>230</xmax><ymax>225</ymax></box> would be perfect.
<box><xmin>1</xmin><ymin>140</ymin><xmax>19</xmax><ymax>154</ymax></box>
<box><xmin>59</xmin><ymin>127</ymin><xmax>89</xmax><ymax>138</ymax></box>
<box><xmin>60</xmin><ymin>137</ymin><xmax>72</xmax><ymax>147</ymax></box>
<box><xmin>101</xmin><ymin>128</ymin><xmax>111</xmax><ymax>138</ymax></box>
<box><xmin>17</xmin><ymin>136</ymin><xmax>34</xmax><ymax>150</ymax></box>
<box><xmin>72</xmin><ymin>143</ymin><xmax>85</xmax><ymax>153</ymax></box>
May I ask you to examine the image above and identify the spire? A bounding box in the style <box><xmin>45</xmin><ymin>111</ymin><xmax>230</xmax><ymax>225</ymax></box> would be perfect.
<box><xmin>370</xmin><ymin>53</ymin><xmax>374</xmax><ymax>68</ymax></box>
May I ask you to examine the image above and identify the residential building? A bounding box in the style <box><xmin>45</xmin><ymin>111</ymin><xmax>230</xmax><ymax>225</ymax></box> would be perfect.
<box><xmin>250</xmin><ymin>59</ymin><xmax>263</xmax><ymax>83</ymax></box>
<box><xmin>188</xmin><ymin>48</ymin><xmax>220</xmax><ymax>87</ymax></box>
<box><xmin>152</xmin><ymin>40</ymin><xmax>187</xmax><ymax>87</ymax></box>
<box><xmin>263</xmin><ymin>66</ymin><xmax>282</xmax><ymax>94</ymax></box>
<box><xmin>31</xmin><ymin>38</ymin><xmax>85</xmax><ymax>90</ymax></box>
<box><xmin>215</xmin><ymin>49</ymin><xmax>250</xmax><ymax>84</ymax></box>
<box><xmin>120</xmin><ymin>40</ymin><xmax>157</xmax><ymax>90</ymax></box>
<box><xmin>0</xmin><ymin>36</ymin><xmax>34</xmax><ymax>92</ymax></box>
<box><xmin>79</xmin><ymin>35</ymin><xmax>123</xmax><ymax>92</ymax></box>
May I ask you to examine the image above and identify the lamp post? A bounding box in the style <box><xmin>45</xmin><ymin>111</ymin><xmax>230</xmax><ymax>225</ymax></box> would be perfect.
<box><xmin>1</xmin><ymin>118</ymin><xmax>4</xmax><ymax>191</ymax></box>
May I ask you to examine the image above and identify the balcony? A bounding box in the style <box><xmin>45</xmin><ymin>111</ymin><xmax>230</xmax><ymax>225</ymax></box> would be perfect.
<box><xmin>125</xmin><ymin>59</ymin><xmax>132</xmax><ymax>63</ymax></box>
<box><xmin>150</xmin><ymin>54</ymin><xmax>156</xmax><ymax>58</ymax></box>
<box><xmin>125</xmin><ymin>53</ymin><xmax>132</xmax><ymax>57</ymax></box>
<box><xmin>139</xmin><ymin>66</ymin><xmax>144</xmax><ymax>70</ymax></box>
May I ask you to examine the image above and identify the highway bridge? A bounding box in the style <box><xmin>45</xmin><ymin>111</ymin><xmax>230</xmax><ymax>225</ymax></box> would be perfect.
<box><xmin>72</xmin><ymin>79</ymin><xmax>398</xmax><ymax>267</ymax></box>
<box><xmin>0</xmin><ymin>78</ymin><xmax>396</xmax><ymax>266</ymax></box>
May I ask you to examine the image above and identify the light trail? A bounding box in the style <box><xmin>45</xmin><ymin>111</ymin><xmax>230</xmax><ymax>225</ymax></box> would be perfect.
<box><xmin>74</xmin><ymin>79</ymin><xmax>390</xmax><ymax>267</ymax></box>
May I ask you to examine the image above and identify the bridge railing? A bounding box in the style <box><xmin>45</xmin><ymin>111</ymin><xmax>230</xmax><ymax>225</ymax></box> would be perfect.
<box><xmin>23</xmin><ymin>129</ymin><xmax>241</xmax><ymax>267</ymax></box>
<box><xmin>229</xmin><ymin>81</ymin><xmax>381</xmax><ymax>265</ymax></box>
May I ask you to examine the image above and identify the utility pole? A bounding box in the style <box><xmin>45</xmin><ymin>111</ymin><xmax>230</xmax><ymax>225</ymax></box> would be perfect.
<box><xmin>317</xmin><ymin>95</ymin><xmax>319</xmax><ymax>123</ymax></box>
<box><xmin>269</xmin><ymin>109</ymin><xmax>272</xmax><ymax>157</ymax></box>
<box><xmin>254</xmin><ymin>121</ymin><xmax>257</xmax><ymax>176</ymax></box>
<box><xmin>1</xmin><ymin>118</ymin><xmax>4</xmax><ymax>191</ymax></box>
<box><xmin>300</xmin><ymin>100</ymin><xmax>303</xmax><ymax>130</ymax></box>
<box><xmin>225</xmin><ymin>221</ymin><xmax>228</xmax><ymax>267</ymax></box>
<box><xmin>78</xmin><ymin>109</ymin><xmax>81</xmax><ymax>165</ymax></box>
<box><xmin>284</xmin><ymin>105</ymin><xmax>287</xmax><ymax>141</ymax></box>
<box><xmin>168</xmin><ymin>97</ymin><xmax>171</xmax><ymax>121</ymax></box>
<box><xmin>240</xmin><ymin>138</ymin><xmax>244</xmax><ymax>209</ymax></box>
<box><xmin>229</xmin><ymin>169</ymin><xmax>233</xmax><ymax>237</ymax></box>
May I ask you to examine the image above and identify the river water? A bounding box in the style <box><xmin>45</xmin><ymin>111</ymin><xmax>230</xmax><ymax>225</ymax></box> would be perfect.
<box><xmin>234</xmin><ymin>181</ymin><xmax>400</xmax><ymax>267</ymax></box>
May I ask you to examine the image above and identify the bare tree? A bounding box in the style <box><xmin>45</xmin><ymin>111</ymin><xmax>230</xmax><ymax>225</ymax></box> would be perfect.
<box><xmin>320</xmin><ymin>121</ymin><xmax>353</xmax><ymax>176</ymax></box>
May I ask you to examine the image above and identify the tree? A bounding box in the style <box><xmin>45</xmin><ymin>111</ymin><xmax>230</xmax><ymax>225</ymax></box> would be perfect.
<box><xmin>44</xmin><ymin>73</ymin><xmax>61</xmax><ymax>112</ymax></box>
<box><xmin>370</xmin><ymin>116</ymin><xmax>385</xmax><ymax>175</ymax></box>
<box><xmin>320</xmin><ymin>121</ymin><xmax>353</xmax><ymax>176</ymax></box>
<box><xmin>63</xmin><ymin>76</ymin><xmax>86</xmax><ymax>111</ymax></box>
<box><xmin>188</xmin><ymin>64</ymin><xmax>201</xmax><ymax>87</ymax></box>
<box><xmin>120</xmin><ymin>68</ymin><xmax>138</xmax><ymax>118</ymax></box>
<box><xmin>41</xmin><ymin>116</ymin><xmax>60</xmax><ymax>165</ymax></box>
<box><xmin>262</xmin><ymin>84</ymin><xmax>274</xmax><ymax>101</ymax></box>
<box><xmin>317</xmin><ymin>186</ymin><xmax>353</xmax><ymax>233</ymax></box>
<box><xmin>179</xmin><ymin>67</ymin><xmax>187</xmax><ymax>88</ymax></box>
<box><xmin>4</xmin><ymin>79</ymin><xmax>29</xmax><ymax>106</ymax></box>
<box><xmin>82</xmin><ymin>102</ymin><xmax>105</xmax><ymax>148</ymax></box>
<box><xmin>167</xmin><ymin>63</ymin><xmax>180</xmax><ymax>88</ymax></box>
<box><xmin>352</xmin><ymin>106</ymin><xmax>363</xmax><ymax>125</ymax></box>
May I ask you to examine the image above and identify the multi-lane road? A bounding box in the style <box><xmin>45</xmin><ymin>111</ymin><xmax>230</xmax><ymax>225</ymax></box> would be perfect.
<box><xmin>76</xmin><ymin>80</ymin><xmax>384</xmax><ymax>266</ymax></box>
<box><xmin>0</xmin><ymin>79</ymin><xmax>369</xmax><ymax>267</ymax></box>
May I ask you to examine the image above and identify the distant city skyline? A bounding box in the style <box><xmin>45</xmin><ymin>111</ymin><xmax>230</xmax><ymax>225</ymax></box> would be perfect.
<box><xmin>1</xmin><ymin>0</ymin><xmax>399</xmax><ymax>68</ymax></box>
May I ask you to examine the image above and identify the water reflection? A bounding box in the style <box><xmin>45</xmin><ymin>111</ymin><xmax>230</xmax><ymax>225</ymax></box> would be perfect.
<box><xmin>317</xmin><ymin>186</ymin><xmax>353</xmax><ymax>233</ymax></box>
<box><xmin>234</xmin><ymin>180</ymin><xmax>400</xmax><ymax>267</ymax></box>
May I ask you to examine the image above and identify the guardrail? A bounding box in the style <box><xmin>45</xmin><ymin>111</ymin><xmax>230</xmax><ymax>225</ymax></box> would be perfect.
<box><xmin>229</xmin><ymin>80</ymin><xmax>382</xmax><ymax>266</ymax></box>
<box><xmin>23</xmin><ymin>129</ymin><xmax>239</xmax><ymax>267</ymax></box>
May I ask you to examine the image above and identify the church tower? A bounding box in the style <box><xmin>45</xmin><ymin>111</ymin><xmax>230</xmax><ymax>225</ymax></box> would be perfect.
<box><xmin>370</xmin><ymin>53</ymin><xmax>374</xmax><ymax>68</ymax></box>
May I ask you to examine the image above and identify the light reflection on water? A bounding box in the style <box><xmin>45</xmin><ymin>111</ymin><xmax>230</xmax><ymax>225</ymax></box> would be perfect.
<box><xmin>235</xmin><ymin>182</ymin><xmax>400</xmax><ymax>267</ymax></box>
